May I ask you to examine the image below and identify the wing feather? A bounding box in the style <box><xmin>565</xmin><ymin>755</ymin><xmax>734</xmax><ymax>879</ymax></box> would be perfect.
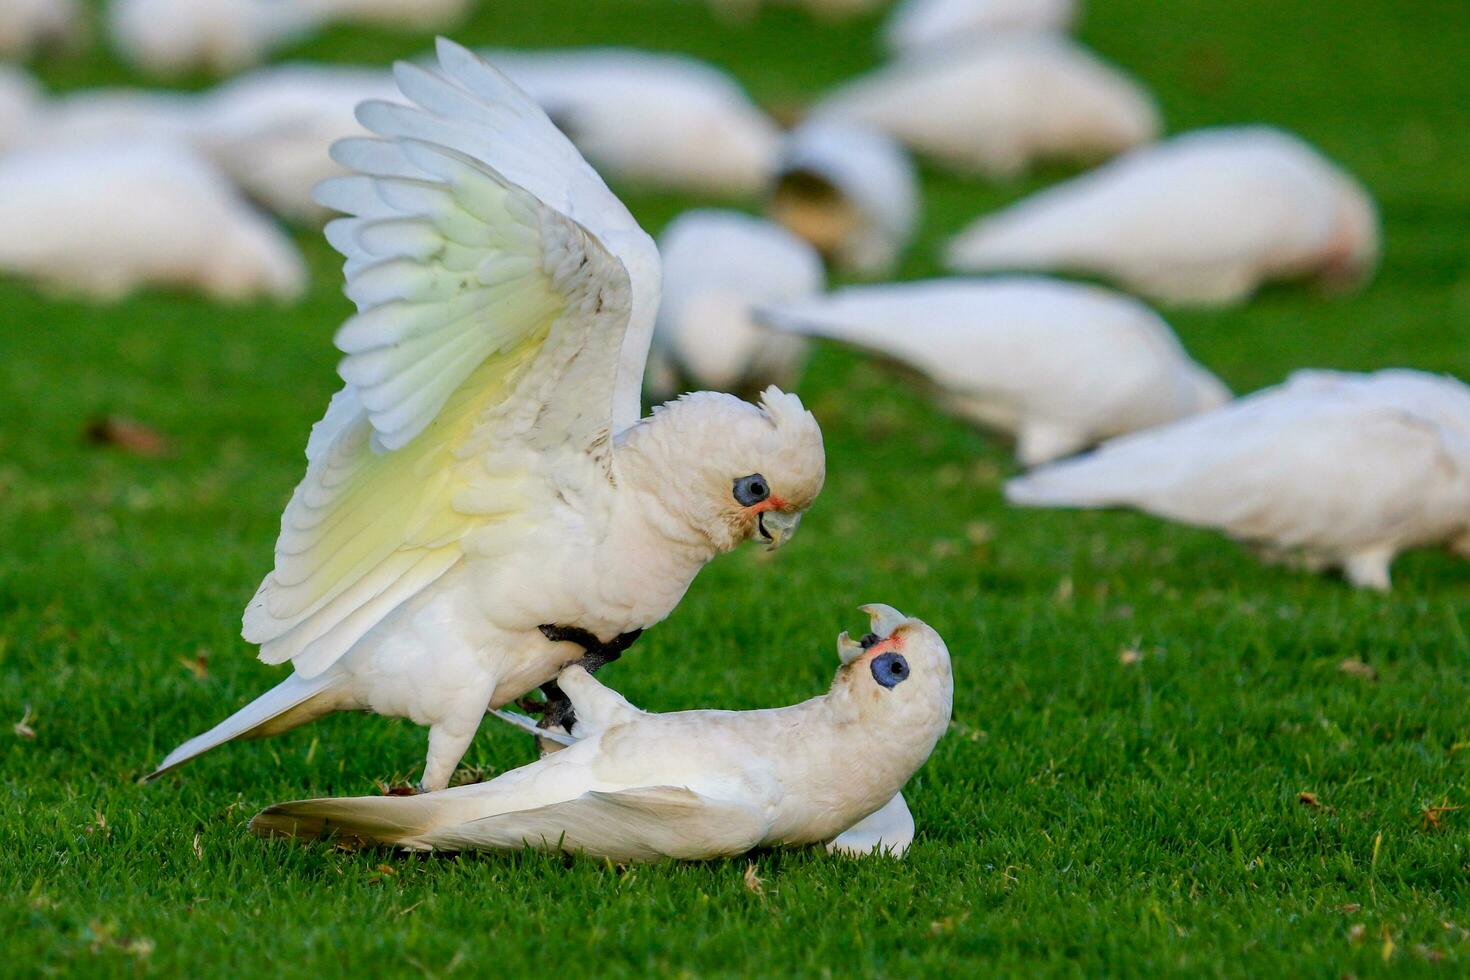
<box><xmin>243</xmin><ymin>41</ymin><xmax>656</xmax><ymax>678</ymax></box>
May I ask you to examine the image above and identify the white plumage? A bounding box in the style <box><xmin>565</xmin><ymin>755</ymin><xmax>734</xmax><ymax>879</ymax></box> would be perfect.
<box><xmin>483</xmin><ymin>48</ymin><xmax>782</xmax><ymax>197</ymax></box>
<box><xmin>0</xmin><ymin>66</ymin><xmax>41</xmax><ymax>151</ymax></box>
<box><xmin>884</xmin><ymin>0</ymin><xmax>1078</xmax><ymax>55</ymax></box>
<box><xmin>947</xmin><ymin>126</ymin><xmax>1380</xmax><ymax>305</ymax></box>
<box><xmin>0</xmin><ymin>139</ymin><xmax>306</xmax><ymax>301</ymax></box>
<box><xmin>0</xmin><ymin>0</ymin><xmax>82</xmax><ymax>59</ymax></box>
<box><xmin>151</xmin><ymin>41</ymin><xmax>827</xmax><ymax>792</ymax></box>
<box><xmin>197</xmin><ymin>66</ymin><xmax>398</xmax><ymax>224</ymax></box>
<box><xmin>11</xmin><ymin>88</ymin><xmax>200</xmax><ymax>151</ymax></box>
<box><xmin>759</xmin><ymin>277</ymin><xmax>1229</xmax><ymax>465</ymax></box>
<box><xmin>648</xmin><ymin>210</ymin><xmax>824</xmax><ymax>401</ymax></box>
<box><xmin>768</xmin><ymin>117</ymin><xmax>918</xmax><ymax>278</ymax></box>
<box><xmin>250</xmin><ymin>605</ymin><xmax>950</xmax><ymax>862</ymax></box>
<box><xmin>811</xmin><ymin>35</ymin><xmax>1158</xmax><ymax>178</ymax></box>
<box><xmin>107</xmin><ymin>0</ymin><xmax>315</xmax><ymax>77</ymax></box>
<box><xmin>1006</xmin><ymin>369</ymin><xmax>1470</xmax><ymax>590</ymax></box>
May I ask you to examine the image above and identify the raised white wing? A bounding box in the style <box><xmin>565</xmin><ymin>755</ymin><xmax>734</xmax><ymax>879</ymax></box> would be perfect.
<box><xmin>1007</xmin><ymin>380</ymin><xmax>1470</xmax><ymax>552</ymax></box>
<box><xmin>242</xmin><ymin>39</ymin><xmax>658</xmax><ymax>678</ymax></box>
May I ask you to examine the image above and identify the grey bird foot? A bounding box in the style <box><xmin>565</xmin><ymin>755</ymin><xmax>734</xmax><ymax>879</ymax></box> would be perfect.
<box><xmin>528</xmin><ymin>625</ymin><xmax>645</xmax><ymax>735</ymax></box>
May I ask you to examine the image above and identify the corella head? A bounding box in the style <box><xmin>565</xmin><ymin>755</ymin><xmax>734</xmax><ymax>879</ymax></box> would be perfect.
<box><xmin>833</xmin><ymin>604</ymin><xmax>953</xmax><ymax>749</ymax></box>
<box><xmin>622</xmin><ymin>385</ymin><xmax>825</xmax><ymax>554</ymax></box>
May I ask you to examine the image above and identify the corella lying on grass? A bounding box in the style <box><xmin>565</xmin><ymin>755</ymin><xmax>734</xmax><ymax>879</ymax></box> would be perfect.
<box><xmin>150</xmin><ymin>41</ymin><xmax>826</xmax><ymax>793</ymax></box>
<box><xmin>1007</xmin><ymin>369</ymin><xmax>1470</xmax><ymax>590</ymax></box>
<box><xmin>948</xmin><ymin>127</ymin><xmax>1379</xmax><ymax>305</ymax></box>
<box><xmin>484</xmin><ymin>47</ymin><xmax>782</xmax><ymax>197</ymax></box>
<box><xmin>812</xmin><ymin>35</ymin><xmax>1157</xmax><ymax>178</ymax></box>
<box><xmin>646</xmin><ymin>209</ymin><xmax>825</xmax><ymax>403</ymax></box>
<box><xmin>252</xmin><ymin>605</ymin><xmax>950</xmax><ymax>862</ymax></box>
<box><xmin>0</xmin><ymin>138</ymin><xmax>305</xmax><ymax>301</ymax></box>
<box><xmin>759</xmin><ymin>277</ymin><xmax>1229</xmax><ymax>465</ymax></box>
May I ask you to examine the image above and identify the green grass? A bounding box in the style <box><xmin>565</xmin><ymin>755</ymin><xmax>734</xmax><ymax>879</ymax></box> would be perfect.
<box><xmin>5</xmin><ymin>0</ymin><xmax>1470</xmax><ymax>975</ymax></box>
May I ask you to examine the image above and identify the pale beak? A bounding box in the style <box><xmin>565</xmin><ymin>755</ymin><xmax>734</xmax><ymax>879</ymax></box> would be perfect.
<box><xmin>756</xmin><ymin>510</ymin><xmax>801</xmax><ymax>550</ymax></box>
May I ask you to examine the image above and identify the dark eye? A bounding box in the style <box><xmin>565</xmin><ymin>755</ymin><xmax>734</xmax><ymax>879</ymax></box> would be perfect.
<box><xmin>733</xmin><ymin>473</ymin><xmax>770</xmax><ymax>507</ymax></box>
<box><xmin>871</xmin><ymin>652</ymin><xmax>909</xmax><ymax>689</ymax></box>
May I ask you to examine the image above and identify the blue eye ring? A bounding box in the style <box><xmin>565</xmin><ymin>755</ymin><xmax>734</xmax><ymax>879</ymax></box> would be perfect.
<box><xmin>733</xmin><ymin>473</ymin><xmax>770</xmax><ymax>507</ymax></box>
<box><xmin>871</xmin><ymin>652</ymin><xmax>909</xmax><ymax>689</ymax></box>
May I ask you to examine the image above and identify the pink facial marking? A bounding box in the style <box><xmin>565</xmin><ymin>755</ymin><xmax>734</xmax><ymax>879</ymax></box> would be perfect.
<box><xmin>749</xmin><ymin>495</ymin><xmax>789</xmax><ymax>514</ymax></box>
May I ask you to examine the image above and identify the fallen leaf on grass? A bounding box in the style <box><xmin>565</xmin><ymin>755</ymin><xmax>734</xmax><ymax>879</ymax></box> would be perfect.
<box><xmin>1338</xmin><ymin>658</ymin><xmax>1378</xmax><ymax>681</ymax></box>
<box><xmin>1420</xmin><ymin>801</ymin><xmax>1461</xmax><ymax>831</ymax></box>
<box><xmin>192</xmin><ymin>833</ymin><xmax>203</xmax><ymax>862</ymax></box>
<box><xmin>14</xmin><ymin>704</ymin><xmax>35</xmax><ymax>739</ymax></box>
<box><xmin>178</xmin><ymin>653</ymin><xmax>209</xmax><ymax>679</ymax></box>
<box><xmin>929</xmin><ymin>912</ymin><xmax>970</xmax><ymax>937</ymax></box>
<box><xmin>1347</xmin><ymin>923</ymin><xmax>1367</xmax><ymax>944</ymax></box>
<box><xmin>1338</xmin><ymin>903</ymin><xmax>1362</xmax><ymax>914</ymax></box>
<box><xmin>1118</xmin><ymin>648</ymin><xmax>1143</xmax><ymax>666</ymax></box>
<box><xmin>1298</xmin><ymin>791</ymin><xmax>1322</xmax><ymax>808</ymax></box>
<box><xmin>742</xmin><ymin>862</ymin><xmax>764</xmax><ymax>896</ymax></box>
<box><xmin>84</xmin><ymin>417</ymin><xmax>171</xmax><ymax>457</ymax></box>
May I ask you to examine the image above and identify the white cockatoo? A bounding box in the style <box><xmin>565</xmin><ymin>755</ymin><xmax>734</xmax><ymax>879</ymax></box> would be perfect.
<box><xmin>150</xmin><ymin>41</ymin><xmax>827</xmax><ymax>793</ymax></box>
<box><xmin>107</xmin><ymin>0</ymin><xmax>468</xmax><ymax>77</ymax></box>
<box><xmin>197</xmin><ymin>65</ymin><xmax>397</xmax><ymax>224</ymax></box>
<box><xmin>482</xmin><ymin>48</ymin><xmax>782</xmax><ymax>197</ymax></box>
<box><xmin>11</xmin><ymin>88</ymin><xmax>200</xmax><ymax>150</ymax></box>
<box><xmin>759</xmin><ymin>277</ymin><xmax>1230</xmax><ymax>465</ymax></box>
<box><xmin>884</xmin><ymin>0</ymin><xmax>1078</xmax><ymax>55</ymax></box>
<box><xmin>810</xmin><ymin>35</ymin><xmax>1158</xmax><ymax>178</ymax></box>
<box><xmin>947</xmin><ymin>127</ymin><xmax>1380</xmax><ymax>305</ymax></box>
<box><xmin>0</xmin><ymin>66</ymin><xmax>42</xmax><ymax>151</ymax></box>
<box><xmin>251</xmin><ymin>605</ymin><xmax>950</xmax><ymax>861</ymax></box>
<box><xmin>0</xmin><ymin>139</ymin><xmax>306</xmax><ymax>301</ymax></box>
<box><xmin>646</xmin><ymin>210</ymin><xmax>825</xmax><ymax>403</ymax></box>
<box><xmin>0</xmin><ymin>0</ymin><xmax>83</xmax><ymax>59</ymax></box>
<box><xmin>767</xmin><ymin>117</ymin><xmax>918</xmax><ymax>278</ymax></box>
<box><xmin>1006</xmin><ymin>369</ymin><xmax>1470</xmax><ymax>590</ymax></box>
<box><xmin>107</xmin><ymin>0</ymin><xmax>316</xmax><ymax>77</ymax></box>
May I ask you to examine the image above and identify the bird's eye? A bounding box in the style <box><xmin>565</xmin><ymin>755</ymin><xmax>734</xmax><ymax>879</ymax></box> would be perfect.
<box><xmin>871</xmin><ymin>652</ymin><xmax>909</xmax><ymax>689</ymax></box>
<box><xmin>733</xmin><ymin>473</ymin><xmax>770</xmax><ymax>507</ymax></box>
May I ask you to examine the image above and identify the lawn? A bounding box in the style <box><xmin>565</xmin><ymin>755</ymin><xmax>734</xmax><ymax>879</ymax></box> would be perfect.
<box><xmin>4</xmin><ymin>0</ymin><xmax>1470</xmax><ymax>975</ymax></box>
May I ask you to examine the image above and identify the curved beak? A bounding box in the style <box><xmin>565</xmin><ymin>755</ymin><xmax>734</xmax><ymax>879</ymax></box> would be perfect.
<box><xmin>756</xmin><ymin>510</ymin><xmax>801</xmax><ymax>550</ymax></box>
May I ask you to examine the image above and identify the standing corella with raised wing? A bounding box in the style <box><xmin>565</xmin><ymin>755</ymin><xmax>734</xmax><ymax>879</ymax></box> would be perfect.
<box><xmin>947</xmin><ymin>127</ymin><xmax>1379</xmax><ymax>305</ymax></box>
<box><xmin>151</xmin><ymin>41</ymin><xmax>826</xmax><ymax>792</ymax></box>
<box><xmin>759</xmin><ymin>277</ymin><xmax>1229</xmax><ymax>465</ymax></box>
<box><xmin>1006</xmin><ymin>370</ymin><xmax>1470</xmax><ymax>589</ymax></box>
<box><xmin>252</xmin><ymin>606</ymin><xmax>951</xmax><ymax>861</ymax></box>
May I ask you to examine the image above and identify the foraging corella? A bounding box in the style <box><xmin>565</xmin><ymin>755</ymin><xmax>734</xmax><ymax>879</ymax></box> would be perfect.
<box><xmin>646</xmin><ymin>210</ymin><xmax>825</xmax><ymax>403</ymax></box>
<box><xmin>1006</xmin><ymin>369</ymin><xmax>1470</xmax><ymax>590</ymax></box>
<box><xmin>0</xmin><ymin>139</ymin><xmax>305</xmax><ymax>301</ymax></box>
<box><xmin>811</xmin><ymin>35</ymin><xmax>1158</xmax><ymax>178</ymax></box>
<box><xmin>484</xmin><ymin>48</ymin><xmax>782</xmax><ymax>197</ymax></box>
<box><xmin>151</xmin><ymin>41</ymin><xmax>826</xmax><ymax>792</ymax></box>
<box><xmin>107</xmin><ymin>0</ymin><xmax>314</xmax><ymax>76</ymax></box>
<box><xmin>251</xmin><ymin>605</ymin><xmax>950</xmax><ymax>861</ymax></box>
<box><xmin>198</xmin><ymin>65</ymin><xmax>397</xmax><ymax>224</ymax></box>
<box><xmin>884</xmin><ymin>0</ymin><xmax>1078</xmax><ymax>55</ymax></box>
<box><xmin>0</xmin><ymin>66</ymin><xmax>41</xmax><ymax>151</ymax></box>
<box><xmin>0</xmin><ymin>0</ymin><xmax>82</xmax><ymax>59</ymax></box>
<box><xmin>767</xmin><ymin>117</ymin><xmax>918</xmax><ymax>278</ymax></box>
<box><xmin>759</xmin><ymin>278</ymin><xmax>1229</xmax><ymax>465</ymax></box>
<box><xmin>948</xmin><ymin>127</ymin><xmax>1380</xmax><ymax>305</ymax></box>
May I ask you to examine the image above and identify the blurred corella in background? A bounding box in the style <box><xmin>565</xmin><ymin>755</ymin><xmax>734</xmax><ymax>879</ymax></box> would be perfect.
<box><xmin>759</xmin><ymin>277</ymin><xmax>1229</xmax><ymax>464</ymax></box>
<box><xmin>0</xmin><ymin>66</ymin><xmax>41</xmax><ymax>150</ymax></box>
<box><xmin>484</xmin><ymin>47</ymin><xmax>781</xmax><ymax>196</ymax></box>
<box><xmin>811</xmin><ymin>35</ymin><xmax>1157</xmax><ymax>178</ymax></box>
<box><xmin>1007</xmin><ymin>370</ymin><xmax>1470</xmax><ymax>590</ymax></box>
<box><xmin>197</xmin><ymin>65</ymin><xmax>396</xmax><ymax>223</ymax></box>
<box><xmin>0</xmin><ymin>139</ymin><xmax>306</xmax><ymax>301</ymax></box>
<box><xmin>947</xmin><ymin>126</ymin><xmax>1380</xmax><ymax>305</ymax></box>
<box><xmin>647</xmin><ymin>209</ymin><xmax>825</xmax><ymax>402</ymax></box>
<box><xmin>107</xmin><ymin>0</ymin><xmax>468</xmax><ymax>76</ymax></box>
<box><xmin>884</xmin><ymin>0</ymin><xmax>1078</xmax><ymax>55</ymax></box>
<box><xmin>767</xmin><ymin>117</ymin><xmax>918</xmax><ymax>278</ymax></box>
<box><xmin>0</xmin><ymin>0</ymin><xmax>83</xmax><ymax>59</ymax></box>
<box><xmin>13</xmin><ymin>87</ymin><xmax>198</xmax><ymax>149</ymax></box>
